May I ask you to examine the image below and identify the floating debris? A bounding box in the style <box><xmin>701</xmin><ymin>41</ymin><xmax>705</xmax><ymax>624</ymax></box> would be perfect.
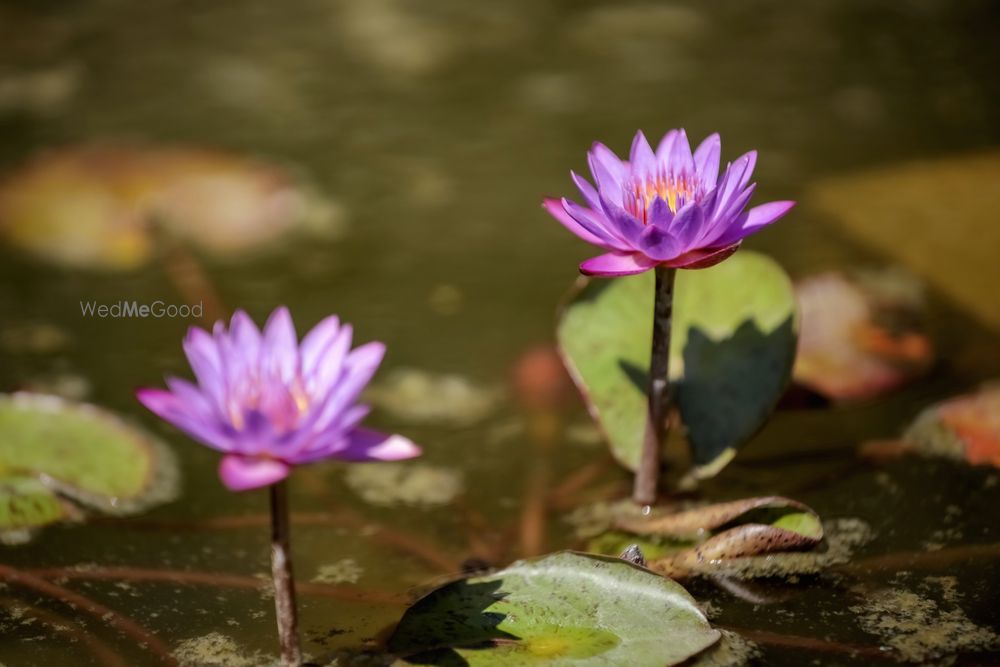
<box><xmin>794</xmin><ymin>269</ymin><xmax>932</xmax><ymax>402</ymax></box>
<box><xmin>849</xmin><ymin>577</ymin><xmax>998</xmax><ymax>663</ymax></box>
<box><xmin>312</xmin><ymin>558</ymin><xmax>363</xmax><ymax>585</ymax></box>
<box><xmin>344</xmin><ymin>463</ymin><xmax>462</xmax><ymax>509</ymax></box>
<box><xmin>174</xmin><ymin>632</ymin><xmax>275</xmax><ymax>667</ymax></box>
<box><xmin>690</xmin><ymin>629</ymin><xmax>762</xmax><ymax>667</ymax></box>
<box><xmin>365</xmin><ymin>368</ymin><xmax>503</xmax><ymax>426</ymax></box>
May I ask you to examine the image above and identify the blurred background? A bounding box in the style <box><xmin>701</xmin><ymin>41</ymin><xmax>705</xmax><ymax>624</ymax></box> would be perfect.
<box><xmin>1</xmin><ymin>1</ymin><xmax>999</xmax><ymax>665</ymax></box>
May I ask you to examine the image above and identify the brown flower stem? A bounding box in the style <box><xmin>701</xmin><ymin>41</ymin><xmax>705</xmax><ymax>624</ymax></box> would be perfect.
<box><xmin>270</xmin><ymin>481</ymin><xmax>302</xmax><ymax>667</ymax></box>
<box><xmin>0</xmin><ymin>563</ymin><xmax>175</xmax><ymax>666</ymax></box>
<box><xmin>634</xmin><ymin>266</ymin><xmax>676</xmax><ymax>505</ymax></box>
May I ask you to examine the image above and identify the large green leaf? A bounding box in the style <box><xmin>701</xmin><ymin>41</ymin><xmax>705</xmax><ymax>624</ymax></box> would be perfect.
<box><xmin>389</xmin><ymin>551</ymin><xmax>719</xmax><ymax>666</ymax></box>
<box><xmin>0</xmin><ymin>393</ymin><xmax>178</xmax><ymax>537</ymax></box>
<box><xmin>557</xmin><ymin>251</ymin><xmax>797</xmax><ymax>473</ymax></box>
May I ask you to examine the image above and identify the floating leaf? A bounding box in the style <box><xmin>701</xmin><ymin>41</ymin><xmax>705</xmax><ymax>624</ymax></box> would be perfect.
<box><xmin>0</xmin><ymin>393</ymin><xmax>178</xmax><ymax>539</ymax></box>
<box><xmin>0</xmin><ymin>477</ymin><xmax>73</xmax><ymax>543</ymax></box>
<box><xmin>806</xmin><ymin>152</ymin><xmax>1000</xmax><ymax>330</ymax></box>
<box><xmin>613</xmin><ymin>495</ymin><xmax>819</xmax><ymax>540</ymax></box>
<box><xmin>794</xmin><ymin>269</ymin><xmax>933</xmax><ymax>402</ymax></box>
<box><xmin>557</xmin><ymin>251</ymin><xmax>797</xmax><ymax>475</ymax></box>
<box><xmin>389</xmin><ymin>551</ymin><xmax>719</xmax><ymax>666</ymax></box>
<box><xmin>0</xmin><ymin>145</ymin><xmax>341</xmax><ymax>270</ymax></box>
<box><xmin>903</xmin><ymin>383</ymin><xmax>1000</xmax><ymax>468</ymax></box>
<box><xmin>582</xmin><ymin>497</ymin><xmax>828</xmax><ymax>580</ymax></box>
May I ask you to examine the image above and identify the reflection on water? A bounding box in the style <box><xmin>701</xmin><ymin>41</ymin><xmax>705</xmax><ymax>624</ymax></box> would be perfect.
<box><xmin>1</xmin><ymin>0</ymin><xmax>999</xmax><ymax>664</ymax></box>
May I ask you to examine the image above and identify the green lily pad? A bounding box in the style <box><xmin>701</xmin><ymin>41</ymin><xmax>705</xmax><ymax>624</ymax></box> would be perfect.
<box><xmin>389</xmin><ymin>551</ymin><xmax>720</xmax><ymax>666</ymax></box>
<box><xmin>0</xmin><ymin>393</ymin><xmax>178</xmax><ymax>539</ymax></box>
<box><xmin>557</xmin><ymin>251</ymin><xmax>797</xmax><ymax>474</ymax></box>
<box><xmin>0</xmin><ymin>476</ymin><xmax>72</xmax><ymax>543</ymax></box>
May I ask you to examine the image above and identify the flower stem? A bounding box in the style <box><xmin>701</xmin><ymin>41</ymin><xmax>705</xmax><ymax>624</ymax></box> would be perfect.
<box><xmin>269</xmin><ymin>480</ymin><xmax>302</xmax><ymax>667</ymax></box>
<box><xmin>633</xmin><ymin>266</ymin><xmax>676</xmax><ymax>505</ymax></box>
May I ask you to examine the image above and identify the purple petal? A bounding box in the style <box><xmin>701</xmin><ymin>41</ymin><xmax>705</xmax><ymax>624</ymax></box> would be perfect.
<box><xmin>570</xmin><ymin>171</ymin><xmax>603</xmax><ymax>212</ymax></box>
<box><xmin>580</xmin><ymin>251</ymin><xmax>657</xmax><ymax>277</ymax></box>
<box><xmin>544</xmin><ymin>198</ymin><xmax>609</xmax><ymax>247</ymax></box>
<box><xmin>300</xmin><ymin>314</ymin><xmax>340</xmax><ymax>376</ymax></box>
<box><xmin>629</xmin><ymin>130</ymin><xmax>656</xmax><ymax>174</ymax></box>
<box><xmin>597</xmin><ymin>193</ymin><xmax>644</xmax><ymax>246</ymax></box>
<box><xmin>712</xmin><ymin>200</ymin><xmax>795</xmax><ymax>247</ymax></box>
<box><xmin>587</xmin><ymin>142</ymin><xmax>626</xmax><ymax>192</ymax></box>
<box><xmin>667</xmin><ymin>129</ymin><xmax>695</xmax><ymax>176</ymax></box>
<box><xmin>738</xmin><ymin>151</ymin><xmax>758</xmax><ymax>189</ymax></box>
<box><xmin>647</xmin><ymin>196</ymin><xmax>674</xmax><ymax>228</ymax></box>
<box><xmin>183</xmin><ymin>327</ymin><xmax>223</xmax><ymax>394</ymax></box>
<box><xmin>711</xmin><ymin>152</ymin><xmax>755</xmax><ymax>220</ymax></box>
<box><xmin>560</xmin><ymin>198</ymin><xmax>631</xmax><ymax>250</ymax></box>
<box><xmin>664</xmin><ymin>243</ymin><xmax>741</xmax><ymax>269</ymax></box>
<box><xmin>136</xmin><ymin>387</ymin><xmax>234</xmax><ymax>452</ymax></box>
<box><xmin>668</xmin><ymin>202</ymin><xmax>706</xmax><ymax>248</ymax></box>
<box><xmin>261</xmin><ymin>306</ymin><xmax>298</xmax><ymax>382</ymax></box>
<box><xmin>693</xmin><ymin>133</ymin><xmax>721</xmax><ymax>188</ymax></box>
<box><xmin>654</xmin><ymin>130</ymin><xmax>679</xmax><ymax>162</ymax></box>
<box><xmin>218</xmin><ymin>455</ymin><xmax>290</xmax><ymax>491</ymax></box>
<box><xmin>306</xmin><ymin>324</ymin><xmax>353</xmax><ymax>397</ymax></box>
<box><xmin>330</xmin><ymin>428</ymin><xmax>421</xmax><ymax>462</ymax></box>
<box><xmin>638</xmin><ymin>225</ymin><xmax>681</xmax><ymax>261</ymax></box>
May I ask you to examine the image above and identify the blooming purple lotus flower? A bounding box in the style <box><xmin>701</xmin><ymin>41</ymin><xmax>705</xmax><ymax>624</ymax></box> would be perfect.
<box><xmin>544</xmin><ymin>129</ymin><xmax>795</xmax><ymax>276</ymax></box>
<box><xmin>137</xmin><ymin>307</ymin><xmax>420</xmax><ymax>491</ymax></box>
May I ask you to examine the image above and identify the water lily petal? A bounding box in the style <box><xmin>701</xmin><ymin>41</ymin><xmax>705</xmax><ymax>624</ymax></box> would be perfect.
<box><xmin>669</xmin><ymin>202</ymin><xmax>705</xmax><ymax>248</ymax></box>
<box><xmin>580</xmin><ymin>251</ymin><xmax>657</xmax><ymax>276</ymax></box>
<box><xmin>218</xmin><ymin>455</ymin><xmax>290</xmax><ymax>491</ymax></box>
<box><xmin>333</xmin><ymin>428</ymin><xmax>422</xmax><ymax>462</ymax></box>
<box><xmin>261</xmin><ymin>306</ymin><xmax>298</xmax><ymax>383</ymax></box>
<box><xmin>588</xmin><ymin>142</ymin><xmax>626</xmax><ymax>192</ymax></box>
<box><xmin>598</xmin><ymin>193</ymin><xmax>644</xmax><ymax>245</ymax></box>
<box><xmin>693</xmin><ymin>133</ymin><xmax>721</xmax><ymax>188</ymax></box>
<box><xmin>136</xmin><ymin>387</ymin><xmax>235</xmax><ymax>453</ymax></box>
<box><xmin>559</xmin><ymin>198</ymin><xmax>631</xmax><ymax>250</ymax></box>
<box><xmin>667</xmin><ymin>128</ymin><xmax>695</xmax><ymax>176</ymax></box>
<box><xmin>630</xmin><ymin>130</ymin><xmax>656</xmax><ymax>174</ymax></box>
<box><xmin>712</xmin><ymin>200</ymin><xmax>795</xmax><ymax>247</ymax></box>
<box><xmin>570</xmin><ymin>170</ymin><xmax>603</xmax><ymax>211</ymax></box>
<box><xmin>301</xmin><ymin>315</ymin><xmax>341</xmax><ymax>375</ymax></box>
<box><xmin>655</xmin><ymin>129</ymin><xmax>679</xmax><ymax>162</ymax></box>
<box><xmin>544</xmin><ymin>198</ymin><xmax>613</xmax><ymax>247</ymax></box>
<box><xmin>664</xmin><ymin>243</ymin><xmax>741</xmax><ymax>269</ymax></box>
<box><xmin>638</xmin><ymin>225</ymin><xmax>682</xmax><ymax>261</ymax></box>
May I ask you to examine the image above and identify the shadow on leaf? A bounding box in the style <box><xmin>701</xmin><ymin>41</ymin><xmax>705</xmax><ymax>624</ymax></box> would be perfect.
<box><xmin>389</xmin><ymin>579</ymin><xmax>516</xmax><ymax>666</ymax></box>
<box><xmin>617</xmin><ymin>315</ymin><xmax>796</xmax><ymax>468</ymax></box>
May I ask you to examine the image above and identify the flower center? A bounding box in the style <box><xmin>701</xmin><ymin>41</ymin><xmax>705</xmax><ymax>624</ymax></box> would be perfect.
<box><xmin>624</xmin><ymin>171</ymin><xmax>698</xmax><ymax>224</ymax></box>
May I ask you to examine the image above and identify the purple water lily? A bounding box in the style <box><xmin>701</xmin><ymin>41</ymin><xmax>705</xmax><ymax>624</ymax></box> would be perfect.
<box><xmin>137</xmin><ymin>307</ymin><xmax>420</xmax><ymax>491</ymax></box>
<box><xmin>544</xmin><ymin>129</ymin><xmax>795</xmax><ymax>276</ymax></box>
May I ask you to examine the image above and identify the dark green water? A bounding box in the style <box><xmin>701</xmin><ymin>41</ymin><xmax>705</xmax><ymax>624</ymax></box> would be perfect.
<box><xmin>1</xmin><ymin>1</ymin><xmax>999</xmax><ymax>664</ymax></box>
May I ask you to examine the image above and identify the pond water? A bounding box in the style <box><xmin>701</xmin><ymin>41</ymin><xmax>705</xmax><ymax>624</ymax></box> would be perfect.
<box><xmin>1</xmin><ymin>0</ymin><xmax>999</xmax><ymax>665</ymax></box>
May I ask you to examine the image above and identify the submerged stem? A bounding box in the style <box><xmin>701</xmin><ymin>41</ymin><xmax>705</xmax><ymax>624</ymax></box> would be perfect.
<box><xmin>633</xmin><ymin>266</ymin><xmax>676</xmax><ymax>505</ymax></box>
<box><xmin>270</xmin><ymin>481</ymin><xmax>302</xmax><ymax>667</ymax></box>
